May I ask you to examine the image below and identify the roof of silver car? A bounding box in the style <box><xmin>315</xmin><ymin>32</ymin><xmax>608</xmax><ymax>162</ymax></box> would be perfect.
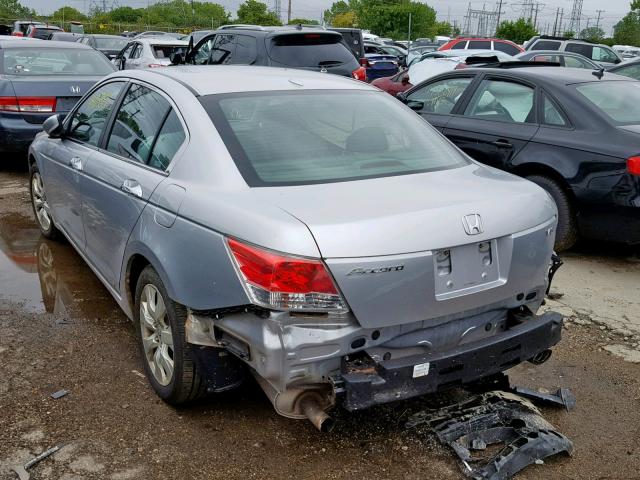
<box><xmin>132</xmin><ymin>65</ymin><xmax>375</xmax><ymax>95</ymax></box>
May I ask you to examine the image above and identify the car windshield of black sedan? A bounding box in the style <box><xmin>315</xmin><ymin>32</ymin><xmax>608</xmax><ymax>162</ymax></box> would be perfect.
<box><xmin>2</xmin><ymin>48</ymin><xmax>115</xmax><ymax>76</ymax></box>
<box><xmin>575</xmin><ymin>81</ymin><xmax>640</xmax><ymax>125</ymax></box>
<box><xmin>201</xmin><ymin>90</ymin><xmax>470</xmax><ymax>186</ymax></box>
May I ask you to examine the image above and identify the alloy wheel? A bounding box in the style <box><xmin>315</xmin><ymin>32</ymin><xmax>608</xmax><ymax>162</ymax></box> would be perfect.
<box><xmin>139</xmin><ymin>284</ymin><xmax>174</xmax><ymax>386</ymax></box>
<box><xmin>31</xmin><ymin>172</ymin><xmax>51</xmax><ymax>232</ymax></box>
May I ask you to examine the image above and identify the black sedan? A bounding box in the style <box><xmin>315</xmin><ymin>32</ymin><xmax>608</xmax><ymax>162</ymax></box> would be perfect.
<box><xmin>398</xmin><ymin>67</ymin><xmax>640</xmax><ymax>250</ymax></box>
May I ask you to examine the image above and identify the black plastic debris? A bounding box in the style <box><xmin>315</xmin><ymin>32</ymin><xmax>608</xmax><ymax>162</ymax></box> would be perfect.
<box><xmin>406</xmin><ymin>391</ymin><xmax>573</xmax><ymax>480</ymax></box>
<box><xmin>511</xmin><ymin>387</ymin><xmax>576</xmax><ymax>412</ymax></box>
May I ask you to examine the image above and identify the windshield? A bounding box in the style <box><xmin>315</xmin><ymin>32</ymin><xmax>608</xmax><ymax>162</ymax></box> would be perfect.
<box><xmin>95</xmin><ymin>37</ymin><xmax>128</xmax><ymax>50</ymax></box>
<box><xmin>200</xmin><ymin>90</ymin><xmax>469</xmax><ymax>186</ymax></box>
<box><xmin>575</xmin><ymin>81</ymin><xmax>640</xmax><ymax>125</ymax></box>
<box><xmin>2</xmin><ymin>48</ymin><xmax>115</xmax><ymax>76</ymax></box>
<box><xmin>267</xmin><ymin>34</ymin><xmax>355</xmax><ymax>68</ymax></box>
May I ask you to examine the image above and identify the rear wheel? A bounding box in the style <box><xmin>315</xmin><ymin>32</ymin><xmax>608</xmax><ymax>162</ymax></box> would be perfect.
<box><xmin>30</xmin><ymin>165</ymin><xmax>61</xmax><ymax>240</ymax></box>
<box><xmin>135</xmin><ymin>266</ymin><xmax>206</xmax><ymax>404</ymax></box>
<box><xmin>526</xmin><ymin>174</ymin><xmax>578</xmax><ymax>251</ymax></box>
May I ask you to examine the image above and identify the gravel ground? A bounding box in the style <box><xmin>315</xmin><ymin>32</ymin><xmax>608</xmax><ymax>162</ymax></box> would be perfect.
<box><xmin>1</xmin><ymin>162</ymin><xmax>639</xmax><ymax>480</ymax></box>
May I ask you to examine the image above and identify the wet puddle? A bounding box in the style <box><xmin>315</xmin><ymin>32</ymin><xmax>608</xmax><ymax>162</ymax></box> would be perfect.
<box><xmin>0</xmin><ymin>212</ymin><xmax>123</xmax><ymax>322</ymax></box>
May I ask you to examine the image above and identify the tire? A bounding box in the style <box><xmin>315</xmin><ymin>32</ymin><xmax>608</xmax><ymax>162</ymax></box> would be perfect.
<box><xmin>135</xmin><ymin>266</ymin><xmax>206</xmax><ymax>405</ymax></box>
<box><xmin>526</xmin><ymin>174</ymin><xmax>578</xmax><ymax>252</ymax></box>
<box><xmin>29</xmin><ymin>164</ymin><xmax>62</xmax><ymax>240</ymax></box>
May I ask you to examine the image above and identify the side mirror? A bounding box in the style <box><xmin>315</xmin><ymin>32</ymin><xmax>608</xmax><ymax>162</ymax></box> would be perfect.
<box><xmin>396</xmin><ymin>92</ymin><xmax>408</xmax><ymax>103</ymax></box>
<box><xmin>43</xmin><ymin>114</ymin><xmax>64</xmax><ymax>138</ymax></box>
<box><xmin>406</xmin><ymin>100</ymin><xmax>424</xmax><ymax>111</ymax></box>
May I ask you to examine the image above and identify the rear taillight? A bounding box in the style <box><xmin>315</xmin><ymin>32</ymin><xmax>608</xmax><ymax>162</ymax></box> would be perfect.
<box><xmin>0</xmin><ymin>97</ymin><xmax>56</xmax><ymax>113</ymax></box>
<box><xmin>359</xmin><ymin>57</ymin><xmax>370</xmax><ymax>67</ymax></box>
<box><xmin>628</xmin><ymin>156</ymin><xmax>640</xmax><ymax>175</ymax></box>
<box><xmin>227</xmin><ymin>238</ymin><xmax>348</xmax><ymax>312</ymax></box>
<box><xmin>352</xmin><ymin>66</ymin><xmax>367</xmax><ymax>81</ymax></box>
<box><xmin>12</xmin><ymin>32</ymin><xmax>23</xmax><ymax>37</ymax></box>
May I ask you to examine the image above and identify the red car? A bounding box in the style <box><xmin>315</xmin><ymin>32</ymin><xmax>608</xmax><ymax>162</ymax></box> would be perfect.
<box><xmin>371</xmin><ymin>70</ymin><xmax>412</xmax><ymax>96</ymax></box>
<box><xmin>439</xmin><ymin>37</ymin><xmax>523</xmax><ymax>56</ymax></box>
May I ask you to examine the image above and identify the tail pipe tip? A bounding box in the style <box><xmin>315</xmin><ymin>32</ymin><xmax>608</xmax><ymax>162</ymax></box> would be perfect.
<box><xmin>299</xmin><ymin>394</ymin><xmax>336</xmax><ymax>433</ymax></box>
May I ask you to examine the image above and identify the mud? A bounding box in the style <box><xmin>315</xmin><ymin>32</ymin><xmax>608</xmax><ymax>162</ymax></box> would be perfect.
<box><xmin>1</xmin><ymin>164</ymin><xmax>639</xmax><ymax>479</ymax></box>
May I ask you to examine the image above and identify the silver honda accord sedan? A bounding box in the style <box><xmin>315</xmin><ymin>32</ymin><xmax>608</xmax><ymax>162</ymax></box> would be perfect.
<box><xmin>28</xmin><ymin>66</ymin><xmax>562</xmax><ymax>431</ymax></box>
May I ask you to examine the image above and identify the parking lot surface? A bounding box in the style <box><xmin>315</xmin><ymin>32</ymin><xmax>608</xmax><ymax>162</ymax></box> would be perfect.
<box><xmin>1</xmin><ymin>163</ymin><xmax>639</xmax><ymax>479</ymax></box>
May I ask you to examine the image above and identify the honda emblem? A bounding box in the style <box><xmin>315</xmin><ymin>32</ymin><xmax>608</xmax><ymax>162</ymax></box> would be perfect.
<box><xmin>462</xmin><ymin>214</ymin><xmax>483</xmax><ymax>235</ymax></box>
<box><xmin>70</xmin><ymin>85</ymin><xmax>81</xmax><ymax>94</ymax></box>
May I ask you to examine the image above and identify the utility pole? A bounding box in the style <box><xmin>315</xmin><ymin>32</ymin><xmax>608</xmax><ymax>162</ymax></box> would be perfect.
<box><xmin>533</xmin><ymin>2</ymin><xmax>540</xmax><ymax>29</ymax></box>
<box><xmin>407</xmin><ymin>12</ymin><xmax>412</xmax><ymax>50</ymax></box>
<box><xmin>287</xmin><ymin>0</ymin><xmax>292</xmax><ymax>23</ymax></box>
<box><xmin>495</xmin><ymin>0</ymin><xmax>503</xmax><ymax>34</ymax></box>
<box><xmin>558</xmin><ymin>8</ymin><xmax>564</xmax><ymax>35</ymax></box>
<box><xmin>595</xmin><ymin>9</ymin><xmax>604</xmax><ymax>29</ymax></box>
<box><xmin>553</xmin><ymin>7</ymin><xmax>560</xmax><ymax>36</ymax></box>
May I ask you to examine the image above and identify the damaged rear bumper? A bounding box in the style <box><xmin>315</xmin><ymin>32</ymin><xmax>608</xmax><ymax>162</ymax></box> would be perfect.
<box><xmin>336</xmin><ymin>311</ymin><xmax>563</xmax><ymax>411</ymax></box>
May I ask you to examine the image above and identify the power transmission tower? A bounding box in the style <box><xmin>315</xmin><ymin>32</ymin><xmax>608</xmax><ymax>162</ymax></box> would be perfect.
<box><xmin>553</xmin><ymin>7</ymin><xmax>560</xmax><ymax>35</ymax></box>
<box><xmin>287</xmin><ymin>0</ymin><xmax>292</xmax><ymax>23</ymax></box>
<box><xmin>463</xmin><ymin>3</ymin><xmax>499</xmax><ymax>37</ymax></box>
<box><xmin>595</xmin><ymin>9</ymin><xmax>604</xmax><ymax>29</ymax></box>
<box><xmin>495</xmin><ymin>0</ymin><xmax>504</xmax><ymax>34</ymax></box>
<box><xmin>568</xmin><ymin>0</ymin><xmax>583</xmax><ymax>34</ymax></box>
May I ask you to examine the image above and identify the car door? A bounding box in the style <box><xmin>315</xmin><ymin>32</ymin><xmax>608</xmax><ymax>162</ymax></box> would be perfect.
<box><xmin>43</xmin><ymin>81</ymin><xmax>126</xmax><ymax>250</ymax></box>
<box><xmin>81</xmin><ymin>81</ymin><xmax>186</xmax><ymax>289</ymax></box>
<box><xmin>117</xmin><ymin>42</ymin><xmax>134</xmax><ymax>69</ymax></box>
<box><xmin>444</xmin><ymin>76</ymin><xmax>539</xmax><ymax>170</ymax></box>
<box><xmin>127</xmin><ymin>42</ymin><xmax>144</xmax><ymax>69</ymax></box>
<box><xmin>403</xmin><ymin>75</ymin><xmax>477</xmax><ymax>131</ymax></box>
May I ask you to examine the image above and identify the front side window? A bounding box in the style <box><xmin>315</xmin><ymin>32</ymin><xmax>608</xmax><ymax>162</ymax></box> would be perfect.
<box><xmin>493</xmin><ymin>42</ymin><xmax>520</xmax><ymax>55</ymax></box>
<box><xmin>565</xmin><ymin>43</ymin><xmax>593</xmax><ymax>59</ymax></box>
<box><xmin>200</xmin><ymin>90</ymin><xmax>470</xmax><ymax>186</ymax></box>
<box><xmin>130</xmin><ymin>44</ymin><xmax>142</xmax><ymax>59</ymax></box>
<box><xmin>576</xmin><ymin>80</ymin><xmax>640</xmax><ymax>125</ymax></box>
<box><xmin>212</xmin><ymin>34</ymin><xmax>236</xmax><ymax>64</ymax></box>
<box><xmin>532</xmin><ymin>54</ymin><xmax>560</xmax><ymax>63</ymax></box>
<box><xmin>106</xmin><ymin>84</ymin><xmax>171</xmax><ymax>164</ymax></box>
<box><xmin>464</xmin><ymin>79</ymin><xmax>535</xmax><ymax>123</ymax></box>
<box><xmin>406</xmin><ymin>77</ymin><xmax>473</xmax><ymax>114</ymax></box>
<box><xmin>68</xmin><ymin>82</ymin><xmax>125</xmax><ymax>146</ymax></box>
<box><xmin>2</xmin><ymin>48</ymin><xmax>115</xmax><ymax>76</ymax></box>
<box><xmin>193</xmin><ymin>37</ymin><xmax>214</xmax><ymax>65</ymax></box>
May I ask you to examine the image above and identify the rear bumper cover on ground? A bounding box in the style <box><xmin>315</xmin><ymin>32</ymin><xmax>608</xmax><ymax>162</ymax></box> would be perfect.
<box><xmin>336</xmin><ymin>311</ymin><xmax>563</xmax><ymax>411</ymax></box>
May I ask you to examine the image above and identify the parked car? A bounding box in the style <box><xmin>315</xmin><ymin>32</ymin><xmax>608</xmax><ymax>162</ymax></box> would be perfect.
<box><xmin>328</xmin><ymin>27</ymin><xmax>365</xmax><ymax>64</ymax></box>
<box><xmin>11</xmin><ymin>20</ymin><xmax>45</xmax><ymax>37</ymax></box>
<box><xmin>363</xmin><ymin>52</ymin><xmax>399</xmax><ymax>81</ymax></box>
<box><xmin>0</xmin><ymin>40</ymin><xmax>116</xmax><ymax>155</ymax></box>
<box><xmin>364</xmin><ymin>41</ymin><xmax>407</xmax><ymax>67</ymax></box>
<box><xmin>28</xmin><ymin>65</ymin><xmax>562</xmax><ymax>430</ymax></box>
<box><xmin>133</xmin><ymin>31</ymin><xmax>180</xmax><ymax>39</ymax></box>
<box><xmin>26</xmin><ymin>24</ymin><xmax>63</xmax><ymax>40</ymax></box>
<box><xmin>115</xmin><ymin>38</ymin><xmax>188</xmax><ymax>70</ymax></box>
<box><xmin>439</xmin><ymin>37</ymin><xmax>523</xmax><ymax>56</ymax></box>
<box><xmin>525</xmin><ymin>36</ymin><xmax>622</xmax><ymax>67</ymax></box>
<box><xmin>613</xmin><ymin>45</ymin><xmax>640</xmax><ymax>60</ymax></box>
<box><xmin>373</xmin><ymin>50</ymin><xmax>515</xmax><ymax>95</ymax></box>
<box><xmin>185</xmin><ymin>26</ymin><xmax>366</xmax><ymax>81</ymax></box>
<box><xmin>406</xmin><ymin>44</ymin><xmax>439</xmax><ymax>66</ymax></box>
<box><xmin>77</xmin><ymin>34</ymin><xmax>129</xmax><ymax>60</ymax></box>
<box><xmin>608</xmin><ymin>58</ymin><xmax>640</xmax><ymax>80</ymax></box>
<box><xmin>186</xmin><ymin>29</ymin><xmax>214</xmax><ymax>46</ymax></box>
<box><xmin>515</xmin><ymin>50</ymin><xmax>600</xmax><ymax>69</ymax></box>
<box><xmin>47</xmin><ymin>32</ymin><xmax>82</xmax><ymax>42</ymax></box>
<box><xmin>398</xmin><ymin>67</ymin><xmax>640</xmax><ymax>250</ymax></box>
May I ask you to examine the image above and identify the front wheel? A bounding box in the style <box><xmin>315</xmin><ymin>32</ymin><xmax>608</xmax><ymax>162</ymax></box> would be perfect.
<box><xmin>526</xmin><ymin>174</ymin><xmax>578</xmax><ymax>252</ymax></box>
<box><xmin>135</xmin><ymin>266</ymin><xmax>206</xmax><ymax>404</ymax></box>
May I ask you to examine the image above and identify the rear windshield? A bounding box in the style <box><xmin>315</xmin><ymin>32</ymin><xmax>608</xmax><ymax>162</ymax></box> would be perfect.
<box><xmin>95</xmin><ymin>37</ymin><xmax>128</xmax><ymax>50</ymax></box>
<box><xmin>2</xmin><ymin>48</ymin><xmax>115</xmax><ymax>76</ymax></box>
<box><xmin>152</xmin><ymin>45</ymin><xmax>186</xmax><ymax>59</ymax></box>
<box><xmin>575</xmin><ymin>81</ymin><xmax>640</xmax><ymax>125</ymax></box>
<box><xmin>31</xmin><ymin>28</ymin><xmax>60</xmax><ymax>39</ymax></box>
<box><xmin>267</xmin><ymin>33</ymin><xmax>355</xmax><ymax>68</ymax></box>
<box><xmin>200</xmin><ymin>90</ymin><xmax>469</xmax><ymax>186</ymax></box>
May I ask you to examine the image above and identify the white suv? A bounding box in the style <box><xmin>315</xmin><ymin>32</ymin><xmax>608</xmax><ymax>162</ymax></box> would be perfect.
<box><xmin>526</xmin><ymin>36</ymin><xmax>622</xmax><ymax>67</ymax></box>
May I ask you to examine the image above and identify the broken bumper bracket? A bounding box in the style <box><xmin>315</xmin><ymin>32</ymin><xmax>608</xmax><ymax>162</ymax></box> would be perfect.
<box><xmin>337</xmin><ymin>312</ymin><xmax>563</xmax><ymax>411</ymax></box>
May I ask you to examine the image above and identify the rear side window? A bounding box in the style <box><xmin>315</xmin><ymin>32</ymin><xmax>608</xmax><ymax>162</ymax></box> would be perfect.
<box><xmin>107</xmin><ymin>84</ymin><xmax>171</xmax><ymax>165</ymax></box>
<box><xmin>148</xmin><ymin>110</ymin><xmax>186</xmax><ymax>170</ymax></box>
<box><xmin>464</xmin><ymin>79</ymin><xmax>535</xmax><ymax>123</ymax></box>
<box><xmin>200</xmin><ymin>90</ymin><xmax>469</xmax><ymax>186</ymax></box>
<box><xmin>267</xmin><ymin>33</ymin><xmax>355</xmax><ymax>67</ymax></box>
<box><xmin>493</xmin><ymin>42</ymin><xmax>520</xmax><ymax>55</ymax></box>
<box><xmin>451</xmin><ymin>41</ymin><xmax>467</xmax><ymax>50</ymax></box>
<box><xmin>592</xmin><ymin>46</ymin><xmax>619</xmax><ymax>63</ymax></box>
<box><xmin>542</xmin><ymin>93</ymin><xmax>568</xmax><ymax>126</ymax></box>
<box><xmin>469</xmin><ymin>40</ymin><xmax>491</xmax><ymax>49</ymax></box>
<box><xmin>531</xmin><ymin>40</ymin><xmax>561</xmax><ymax>51</ymax></box>
<box><xmin>232</xmin><ymin>35</ymin><xmax>258</xmax><ymax>64</ymax></box>
<box><xmin>565</xmin><ymin>43</ymin><xmax>593</xmax><ymax>59</ymax></box>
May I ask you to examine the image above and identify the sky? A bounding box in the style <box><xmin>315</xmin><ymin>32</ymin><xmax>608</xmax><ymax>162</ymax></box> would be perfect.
<box><xmin>26</xmin><ymin>0</ymin><xmax>633</xmax><ymax>36</ymax></box>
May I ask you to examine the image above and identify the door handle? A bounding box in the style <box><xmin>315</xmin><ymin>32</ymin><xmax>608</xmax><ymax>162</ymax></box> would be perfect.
<box><xmin>491</xmin><ymin>140</ymin><xmax>513</xmax><ymax>148</ymax></box>
<box><xmin>121</xmin><ymin>179</ymin><xmax>143</xmax><ymax>198</ymax></box>
<box><xmin>69</xmin><ymin>157</ymin><xmax>83</xmax><ymax>171</ymax></box>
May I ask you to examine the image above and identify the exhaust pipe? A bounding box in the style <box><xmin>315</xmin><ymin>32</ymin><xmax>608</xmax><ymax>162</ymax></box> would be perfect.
<box><xmin>529</xmin><ymin>349</ymin><xmax>553</xmax><ymax>365</ymax></box>
<box><xmin>299</xmin><ymin>394</ymin><xmax>336</xmax><ymax>433</ymax></box>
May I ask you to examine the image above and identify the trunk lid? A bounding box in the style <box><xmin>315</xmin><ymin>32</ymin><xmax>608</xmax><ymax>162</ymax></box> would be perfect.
<box><xmin>251</xmin><ymin>164</ymin><xmax>556</xmax><ymax>328</ymax></box>
<box><xmin>8</xmin><ymin>76</ymin><xmax>101</xmax><ymax>124</ymax></box>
